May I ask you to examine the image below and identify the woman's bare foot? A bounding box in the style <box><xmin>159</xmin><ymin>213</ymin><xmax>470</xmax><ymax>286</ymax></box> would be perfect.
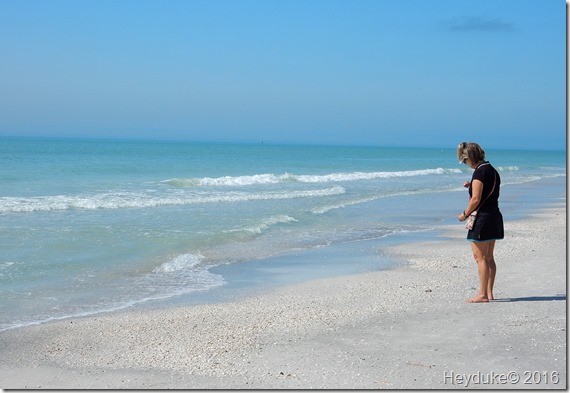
<box><xmin>467</xmin><ymin>294</ymin><xmax>489</xmax><ymax>303</ymax></box>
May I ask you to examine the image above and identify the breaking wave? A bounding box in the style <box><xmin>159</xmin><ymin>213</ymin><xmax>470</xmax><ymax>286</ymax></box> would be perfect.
<box><xmin>164</xmin><ymin>168</ymin><xmax>463</xmax><ymax>187</ymax></box>
<box><xmin>226</xmin><ymin>214</ymin><xmax>298</xmax><ymax>234</ymax></box>
<box><xmin>0</xmin><ymin>186</ymin><xmax>346</xmax><ymax>214</ymax></box>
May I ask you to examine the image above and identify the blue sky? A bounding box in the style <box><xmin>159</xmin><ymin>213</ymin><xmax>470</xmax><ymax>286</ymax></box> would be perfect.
<box><xmin>0</xmin><ymin>0</ymin><xmax>566</xmax><ymax>149</ymax></box>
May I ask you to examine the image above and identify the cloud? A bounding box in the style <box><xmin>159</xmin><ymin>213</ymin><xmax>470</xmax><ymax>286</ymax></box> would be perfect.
<box><xmin>443</xmin><ymin>16</ymin><xmax>514</xmax><ymax>32</ymax></box>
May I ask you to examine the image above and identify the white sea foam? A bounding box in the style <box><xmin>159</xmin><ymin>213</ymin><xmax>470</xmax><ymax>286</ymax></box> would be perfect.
<box><xmin>164</xmin><ymin>168</ymin><xmax>463</xmax><ymax>187</ymax></box>
<box><xmin>294</xmin><ymin>168</ymin><xmax>462</xmax><ymax>183</ymax></box>
<box><xmin>145</xmin><ymin>252</ymin><xmax>226</xmax><ymax>300</ymax></box>
<box><xmin>154</xmin><ymin>253</ymin><xmax>204</xmax><ymax>273</ymax></box>
<box><xmin>227</xmin><ymin>214</ymin><xmax>298</xmax><ymax>234</ymax></box>
<box><xmin>165</xmin><ymin>173</ymin><xmax>286</xmax><ymax>187</ymax></box>
<box><xmin>0</xmin><ymin>186</ymin><xmax>346</xmax><ymax>214</ymax></box>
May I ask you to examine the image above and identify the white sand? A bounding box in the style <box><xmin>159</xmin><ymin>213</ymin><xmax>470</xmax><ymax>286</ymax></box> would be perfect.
<box><xmin>0</xmin><ymin>205</ymin><xmax>566</xmax><ymax>389</ymax></box>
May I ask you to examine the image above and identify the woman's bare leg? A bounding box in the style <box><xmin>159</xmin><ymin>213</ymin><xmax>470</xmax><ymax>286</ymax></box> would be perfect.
<box><xmin>486</xmin><ymin>240</ymin><xmax>497</xmax><ymax>300</ymax></box>
<box><xmin>468</xmin><ymin>241</ymin><xmax>491</xmax><ymax>303</ymax></box>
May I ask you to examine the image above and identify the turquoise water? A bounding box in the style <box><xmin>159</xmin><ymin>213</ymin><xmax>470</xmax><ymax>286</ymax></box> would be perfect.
<box><xmin>0</xmin><ymin>137</ymin><xmax>565</xmax><ymax>330</ymax></box>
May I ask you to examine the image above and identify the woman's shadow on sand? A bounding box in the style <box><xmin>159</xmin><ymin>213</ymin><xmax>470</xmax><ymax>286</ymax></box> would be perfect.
<box><xmin>494</xmin><ymin>295</ymin><xmax>566</xmax><ymax>302</ymax></box>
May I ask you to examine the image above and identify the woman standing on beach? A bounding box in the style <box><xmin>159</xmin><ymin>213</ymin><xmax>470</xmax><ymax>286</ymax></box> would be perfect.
<box><xmin>457</xmin><ymin>142</ymin><xmax>504</xmax><ymax>303</ymax></box>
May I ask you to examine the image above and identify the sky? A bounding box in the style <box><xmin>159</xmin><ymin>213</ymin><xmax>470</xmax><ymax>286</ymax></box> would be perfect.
<box><xmin>0</xmin><ymin>0</ymin><xmax>566</xmax><ymax>149</ymax></box>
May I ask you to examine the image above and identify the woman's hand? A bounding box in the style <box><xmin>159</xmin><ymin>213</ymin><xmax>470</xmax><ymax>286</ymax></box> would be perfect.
<box><xmin>458</xmin><ymin>212</ymin><xmax>467</xmax><ymax>221</ymax></box>
<box><xmin>463</xmin><ymin>181</ymin><xmax>471</xmax><ymax>188</ymax></box>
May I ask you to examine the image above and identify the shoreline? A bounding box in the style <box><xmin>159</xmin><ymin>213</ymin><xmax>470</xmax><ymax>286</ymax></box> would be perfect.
<box><xmin>99</xmin><ymin>174</ymin><xmax>569</xmax><ymax>314</ymax></box>
<box><xmin>1</xmin><ymin>174</ymin><xmax>564</xmax><ymax>334</ymax></box>
<box><xmin>0</xmin><ymin>202</ymin><xmax>565</xmax><ymax>389</ymax></box>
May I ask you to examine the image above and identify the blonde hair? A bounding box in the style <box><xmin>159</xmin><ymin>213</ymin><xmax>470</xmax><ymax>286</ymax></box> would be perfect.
<box><xmin>457</xmin><ymin>142</ymin><xmax>486</xmax><ymax>164</ymax></box>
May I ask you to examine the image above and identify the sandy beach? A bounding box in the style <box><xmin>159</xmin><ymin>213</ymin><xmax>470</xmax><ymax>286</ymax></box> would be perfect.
<box><xmin>0</xmin><ymin>204</ymin><xmax>565</xmax><ymax>389</ymax></box>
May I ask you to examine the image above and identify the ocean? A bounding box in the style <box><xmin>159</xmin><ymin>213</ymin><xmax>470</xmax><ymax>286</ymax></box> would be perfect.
<box><xmin>0</xmin><ymin>137</ymin><xmax>565</xmax><ymax>331</ymax></box>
